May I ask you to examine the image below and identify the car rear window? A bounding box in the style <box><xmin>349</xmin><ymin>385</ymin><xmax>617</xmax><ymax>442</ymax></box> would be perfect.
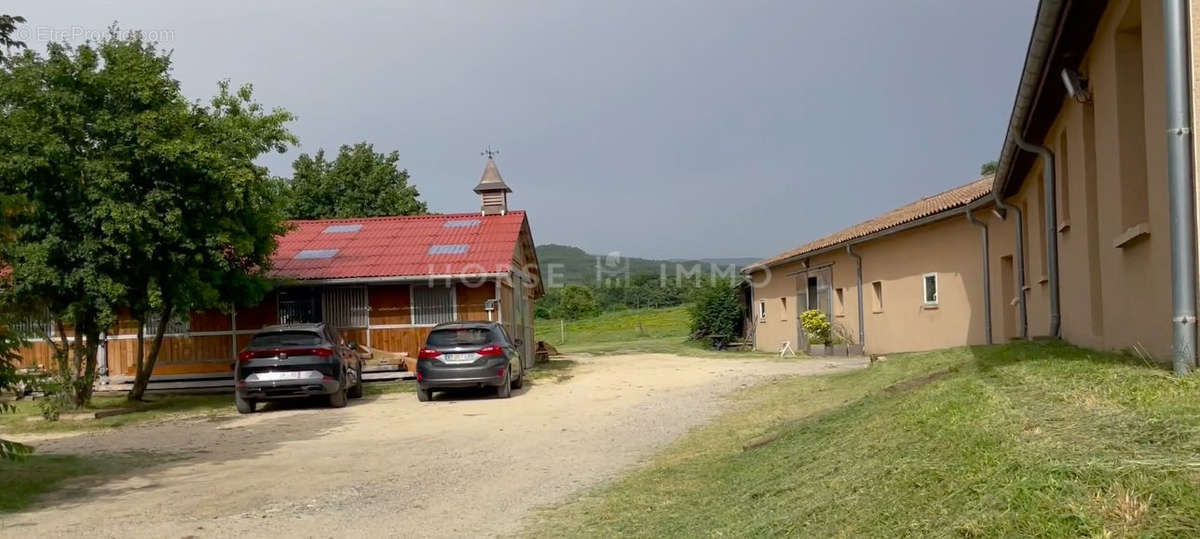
<box><xmin>427</xmin><ymin>328</ymin><xmax>494</xmax><ymax>347</ymax></box>
<box><xmin>250</xmin><ymin>331</ymin><xmax>323</xmax><ymax>348</ymax></box>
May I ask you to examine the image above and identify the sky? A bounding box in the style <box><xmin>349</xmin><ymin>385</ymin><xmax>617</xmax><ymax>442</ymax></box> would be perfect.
<box><xmin>8</xmin><ymin>0</ymin><xmax>1037</xmax><ymax>260</ymax></box>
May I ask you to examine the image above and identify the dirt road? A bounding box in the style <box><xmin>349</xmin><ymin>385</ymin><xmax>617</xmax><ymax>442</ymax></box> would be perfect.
<box><xmin>2</xmin><ymin>353</ymin><xmax>865</xmax><ymax>538</ymax></box>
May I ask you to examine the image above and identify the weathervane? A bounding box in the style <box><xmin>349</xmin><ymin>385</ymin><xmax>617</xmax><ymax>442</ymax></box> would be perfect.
<box><xmin>481</xmin><ymin>146</ymin><xmax>500</xmax><ymax>159</ymax></box>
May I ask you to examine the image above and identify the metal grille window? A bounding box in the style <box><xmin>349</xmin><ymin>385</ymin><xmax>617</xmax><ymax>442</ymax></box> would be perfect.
<box><xmin>11</xmin><ymin>309</ymin><xmax>52</xmax><ymax>339</ymax></box>
<box><xmin>146</xmin><ymin>311</ymin><xmax>189</xmax><ymax>335</ymax></box>
<box><xmin>412</xmin><ymin>285</ymin><xmax>456</xmax><ymax>325</ymax></box>
<box><xmin>279</xmin><ymin>288</ymin><xmax>322</xmax><ymax>324</ymax></box>
<box><xmin>322</xmin><ymin>287</ymin><xmax>368</xmax><ymax>328</ymax></box>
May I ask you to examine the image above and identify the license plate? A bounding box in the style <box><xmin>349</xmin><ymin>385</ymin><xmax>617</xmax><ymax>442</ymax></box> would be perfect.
<box><xmin>257</xmin><ymin>371</ymin><xmax>303</xmax><ymax>381</ymax></box>
<box><xmin>441</xmin><ymin>353</ymin><xmax>476</xmax><ymax>364</ymax></box>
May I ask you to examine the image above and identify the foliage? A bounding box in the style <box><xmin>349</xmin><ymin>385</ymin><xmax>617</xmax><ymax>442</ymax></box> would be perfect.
<box><xmin>800</xmin><ymin>309</ymin><xmax>831</xmax><ymax>345</ymax></box>
<box><xmin>0</xmin><ymin>328</ymin><xmax>31</xmax><ymax>460</ymax></box>
<box><xmin>0</xmin><ymin>14</ymin><xmax>25</xmax><ymax>62</ymax></box>
<box><xmin>529</xmin><ymin>342</ymin><xmax>1200</xmax><ymax>537</ymax></box>
<box><xmin>0</xmin><ymin>27</ymin><xmax>295</xmax><ymax>403</ymax></box>
<box><xmin>552</xmin><ymin>285</ymin><xmax>600</xmax><ymax>320</ymax></box>
<box><xmin>285</xmin><ymin>142</ymin><xmax>427</xmax><ymax>219</ymax></box>
<box><xmin>980</xmin><ymin>160</ymin><xmax>998</xmax><ymax>175</ymax></box>
<box><xmin>687</xmin><ymin>282</ymin><xmax>744</xmax><ymax>346</ymax></box>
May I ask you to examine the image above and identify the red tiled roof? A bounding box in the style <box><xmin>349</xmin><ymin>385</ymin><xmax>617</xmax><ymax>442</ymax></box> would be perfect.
<box><xmin>746</xmin><ymin>177</ymin><xmax>993</xmax><ymax>271</ymax></box>
<box><xmin>272</xmin><ymin>211</ymin><xmax>527</xmax><ymax>281</ymax></box>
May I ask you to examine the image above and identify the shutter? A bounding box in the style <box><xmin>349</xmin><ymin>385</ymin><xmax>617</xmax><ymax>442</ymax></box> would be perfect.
<box><xmin>322</xmin><ymin>287</ymin><xmax>368</xmax><ymax>329</ymax></box>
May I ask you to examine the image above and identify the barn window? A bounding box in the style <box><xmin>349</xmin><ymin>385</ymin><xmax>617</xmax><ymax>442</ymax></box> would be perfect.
<box><xmin>146</xmin><ymin>311</ymin><xmax>189</xmax><ymax>335</ymax></box>
<box><xmin>923</xmin><ymin>273</ymin><xmax>939</xmax><ymax>306</ymax></box>
<box><xmin>412</xmin><ymin>285</ymin><xmax>456</xmax><ymax>325</ymax></box>
<box><xmin>11</xmin><ymin>308</ymin><xmax>52</xmax><ymax>339</ymax></box>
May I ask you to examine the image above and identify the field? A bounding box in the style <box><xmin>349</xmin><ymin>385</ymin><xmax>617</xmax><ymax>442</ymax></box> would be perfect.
<box><xmin>534</xmin><ymin>306</ymin><xmax>767</xmax><ymax>358</ymax></box>
<box><xmin>527</xmin><ymin>342</ymin><xmax>1200</xmax><ymax>537</ymax></box>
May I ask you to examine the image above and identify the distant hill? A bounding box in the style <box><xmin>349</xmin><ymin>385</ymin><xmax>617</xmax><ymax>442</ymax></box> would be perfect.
<box><xmin>535</xmin><ymin>244</ymin><xmax>759</xmax><ymax>286</ymax></box>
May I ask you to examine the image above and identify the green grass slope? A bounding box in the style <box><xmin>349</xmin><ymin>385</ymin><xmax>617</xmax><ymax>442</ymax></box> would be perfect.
<box><xmin>527</xmin><ymin>342</ymin><xmax>1200</xmax><ymax>537</ymax></box>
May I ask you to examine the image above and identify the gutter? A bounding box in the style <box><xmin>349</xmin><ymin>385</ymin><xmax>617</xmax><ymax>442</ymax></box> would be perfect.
<box><xmin>964</xmin><ymin>202</ymin><xmax>993</xmax><ymax>345</ymax></box>
<box><xmin>275</xmin><ymin>272</ymin><xmax>511</xmax><ymax>286</ymax></box>
<box><xmin>1164</xmin><ymin>0</ymin><xmax>1198</xmax><ymax>375</ymax></box>
<box><xmin>994</xmin><ymin>0</ymin><xmax>1068</xmax><ymax>196</ymax></box>
<box><xmin>1012</xmin><ymin>130</ymin><xmax>1061</xmax><ymax>338</ymax></box>
<box><xmin>992</xmin><ymin>191</ymin><xmax>1029</xmax><ymax>340</ymax></box>
<box><xmin>845</xmin><ymin>244</ymin><xmax>866</xmax><ymax>350</ymax></box>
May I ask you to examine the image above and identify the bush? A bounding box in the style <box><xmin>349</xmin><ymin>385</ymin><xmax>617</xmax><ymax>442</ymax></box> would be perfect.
<box><xmin>800</xmin><ymin>310</ymin><xmax>831</xmax><ymax>345</ymax></box>
<box><xmin>688</xmin><ymin>282</ymin><xmax>744</xmax><ymax>347</ymax></box>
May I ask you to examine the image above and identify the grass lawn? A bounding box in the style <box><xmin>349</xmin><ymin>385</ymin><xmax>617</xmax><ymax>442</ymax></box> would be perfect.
<box><xmin>0</xmin><ymin>393</ymin><xmax>235</xmax><ymax>435</ymax></box>
<box><xmin>527</xmin><ymin>342</ymin><xmax>1200</xmax><ymax>537</ymax></box>
<box><xmin>0</xmin><ymin>453</ymin><xmax>147</xmax><ymax>513</ymax></box>
<box><xmin>535</xmin><ymin>306</ymin><xmax>774</xmax><ymax>358</ymax></box>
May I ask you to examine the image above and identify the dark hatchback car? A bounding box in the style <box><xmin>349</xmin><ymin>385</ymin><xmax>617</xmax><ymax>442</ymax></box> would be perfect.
<box><xmin>234</xmin><ymin>323</ymin><xmax>364</xmax><ymax>413</ymax></box>
<box><xmin>415</xmin><ymin>322</ymin><xmax>525</xmax><ymax>401</ymax></box>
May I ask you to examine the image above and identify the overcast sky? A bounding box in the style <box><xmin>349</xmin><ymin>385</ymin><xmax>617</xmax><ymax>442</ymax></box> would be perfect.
<box><xmin>8</xmin><ymin>1</ymin><xmax>1036</xmax><ymax>259</ymax></box>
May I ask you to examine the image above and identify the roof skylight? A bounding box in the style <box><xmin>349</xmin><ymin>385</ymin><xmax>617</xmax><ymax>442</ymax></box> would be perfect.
<box><xmin>427</xmin><ymin>244</ymin><xmax>470</xmax><ymax>255</ymax></box>
<box><xmin>294</xmin><ymin>249</ymin><xmax>340</xmax><ymax>260</ymax></box>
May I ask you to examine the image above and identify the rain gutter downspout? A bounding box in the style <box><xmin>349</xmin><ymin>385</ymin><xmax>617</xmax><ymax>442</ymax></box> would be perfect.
<box><xmin>1164</xmin><ymin>0</ymin><xmax>1197</xmax><ymax>375</ymax></box>
<box><xmin>1012</xmin><ymin>130</ymin><xmax>1061</xmax><ymax>338</ymax></box>
<box><xmin>965</xmin><ymin>202</ymin><xmax>993</xmax><ymax>345</ymax></box>
<box><xmin>992</xmin><ymin>191</ymin><xmax>1028</xmax><ymax>340</ymax></box>
<box><xmin>845</xmin><ymin>244</ymin><xmax>865</xmax><ymax>351</ymax></box>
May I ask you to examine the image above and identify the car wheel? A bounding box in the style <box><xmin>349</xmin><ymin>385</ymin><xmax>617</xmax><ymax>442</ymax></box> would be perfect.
<box><xmin>496</xmin><ymin>368</ymin><xmax>512</xmax><ymax>399</ymax></box>
<box><xmin>235</xmin><ymin>393</ymin><xmax>257</xmax><ymax>414</ymax></box>
<box><xmin>416</xmin><ymin>386</ymin><xmax>432</xmax><ymax>402</ymax></box>
<box><xmin>347</xmin><ymin>365</ymin><xmax>364</xmax><ymax>399</ymax></box>
<box><xmin>328</xmin><ymin>379</ymin><xmax>348</xmax><ymax>408</ymax></box>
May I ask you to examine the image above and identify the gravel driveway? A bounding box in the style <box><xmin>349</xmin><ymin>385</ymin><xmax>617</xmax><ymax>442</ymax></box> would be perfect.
<box><xmin>2</xmin><ymin>353</ymin><xmax>865</xmax><ymax>538</ymax></box>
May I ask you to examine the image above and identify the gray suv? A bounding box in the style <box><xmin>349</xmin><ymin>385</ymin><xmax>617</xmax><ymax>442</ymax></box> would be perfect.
<box><xmin>416</xmin><ymin>322</ymin><xmax>525</xmax><ymax>401</ymax></box>
<box><xmin>235</xmin><ymin>323</ymin><xmax>364</xmax><ymax>413</ymax></box>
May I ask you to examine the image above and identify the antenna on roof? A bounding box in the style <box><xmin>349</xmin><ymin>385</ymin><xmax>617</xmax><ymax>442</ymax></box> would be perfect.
<box><xmin>481</xmin><ymin>146</ymin><xmax>500</xmax><ymax>159</ymax></box>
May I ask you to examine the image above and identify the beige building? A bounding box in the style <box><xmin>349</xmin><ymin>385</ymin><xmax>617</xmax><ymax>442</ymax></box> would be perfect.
<box><xmin>747</xmin><ymin>0</ymin><xmax>1200</xmax><ymax>373</ymax></box>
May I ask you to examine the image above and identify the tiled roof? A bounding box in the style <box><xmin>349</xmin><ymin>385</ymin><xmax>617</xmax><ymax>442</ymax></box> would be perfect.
<box><xmin>746</xmin><ymin>177</ymin><xmax>993</xmax><ymax>271</ymax></box>
<box><xmin>272</xmin><ymin>211</ymin><xmax>527</xmax><ymax>281</ymax></box>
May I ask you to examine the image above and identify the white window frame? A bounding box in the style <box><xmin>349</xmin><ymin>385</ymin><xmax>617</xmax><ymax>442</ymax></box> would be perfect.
<box><xmin>923</xmin><ymin>272</ymin><xmax>939</xmax><ymax>306</ymax></box>
<box><xmin>758</xmin><ymin>300</ymin><xmax>767</xmax><ymax>323</ymax></box>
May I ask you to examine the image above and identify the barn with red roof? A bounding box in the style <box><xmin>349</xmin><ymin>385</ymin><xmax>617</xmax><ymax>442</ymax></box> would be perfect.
<box><xmin>17</xmin><ymin>156</ymin><xmax>542</xmax><ymax>386</ymax></box>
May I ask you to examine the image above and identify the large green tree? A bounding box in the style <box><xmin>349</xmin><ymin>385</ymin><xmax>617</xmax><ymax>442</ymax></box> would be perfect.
<box><xmin>286</xmin><ymin>143</ymin><xmax>427</xmax><ymax>219</ymax></box>
<box><xmin>0</xmin><ymin>29</ymin><xmax>295</xmax><ymax>404</ymax></box>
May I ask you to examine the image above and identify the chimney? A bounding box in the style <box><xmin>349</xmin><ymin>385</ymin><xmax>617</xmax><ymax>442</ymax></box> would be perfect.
<box><xmin>474</xmin><ymin>155</ymin><xmax>512</xmax><ymax>215</ymax></box>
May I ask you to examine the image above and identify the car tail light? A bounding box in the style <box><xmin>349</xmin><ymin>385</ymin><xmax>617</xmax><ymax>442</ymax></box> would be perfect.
<box><xmin>238</xmin><ymin>348</ymin><xmax>333</xmax><ymax>361</ymax></box>
<box><xmin>478</xmin><ymin>345</ymin><xmax>504</xmax><ymax>357</ymax></box>
<box><xmin>418</xmin><ymin>348</ymin><xmax>442</xmax><ymax>360</ymax></box>
<box><xmin>497</xmin><ymin>367</ymin><xmax>506</xmax><ymax>379</ymax></box>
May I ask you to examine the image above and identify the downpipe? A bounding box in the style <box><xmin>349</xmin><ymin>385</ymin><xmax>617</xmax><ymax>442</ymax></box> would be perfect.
<box><xmin>1012</xmin><ymin>130</ymin><xmax>1061</xmax><ymax>338</ymax></box>
<box><xmin>965</xmin><ymin>204</ymin><xmax>993</xmax><ymax>345</ymax></box>
<box><xmin>1164</xmin><ymin>0</ymin><xmax>1197</xmax><ymax>375</ymax></box>
<box><xmin>992</xmin><ymin>192</ymin><xmax>1028</xmax><ymax>340</ymax></box>
<box><xmin>845</xmin><ymin>244</ymin><xmax>866</xmax><ymax>351</ymax></box>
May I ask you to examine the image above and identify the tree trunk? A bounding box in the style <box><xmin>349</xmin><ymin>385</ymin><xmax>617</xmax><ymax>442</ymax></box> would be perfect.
<box><xmin>129</xmin><ymin>299</ymin><xmax>173</xmax><ymax>402</ymax></box>
<box><xmin>128</xmin><ymin>319</ymin><xmax>145</xmax><ymax>402</ymax></box>
<box><xmin>75</xmin><ymin>330</ymin><xmax>100</xmax><ymax>405</ymax></box>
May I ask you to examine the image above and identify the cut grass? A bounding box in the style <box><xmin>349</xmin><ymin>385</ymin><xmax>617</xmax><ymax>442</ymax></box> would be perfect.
<box><xmin>0</xmin><ymin>452</ymin><xmax>146</xmax><ymax>513</ymax></box>
<box><xmin>530</xmin><ymin>359</ymin><xmax>580</xmax><ymax>384</ymax></box>
<box><xmin>535</xmin><ymin>306</ymin><xmax>775</xmax><ymax>358</ymax></box>
<box><xmin>526</xmin><ymin>342</ymin><xmax>1200</xmax><ymax>537</ymax></box>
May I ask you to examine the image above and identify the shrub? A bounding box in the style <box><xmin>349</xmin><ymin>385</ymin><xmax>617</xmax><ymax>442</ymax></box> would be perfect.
<box><xmin>688</xmin><ymin>282</ymin><xmax>744</xmax><ymax>346</ymax></box>
<box><xmin>800</xmin><ymin>309</ymin><xmax>831</xmax><ymax>345</ymax></box>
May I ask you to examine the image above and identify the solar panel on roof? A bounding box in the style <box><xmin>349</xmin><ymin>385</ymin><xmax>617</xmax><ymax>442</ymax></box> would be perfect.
<box><xmin>322</xmin><ymin>224</ymin><xmax>363</xmax><ymax>234</ymax></box>
<box><xmin>443</xmin><ymin>219</ymin><xmax>482</xmax><ymax>228</ymax></box>
<box><xmin>428</xmin><ymin>244</ymin><xmax>470</xmax><ymax>255</ymax></box>
<box><xmin>295</xmin><ymin>249</ymin><xmax>339</xmax><ymax>260</ymax></box>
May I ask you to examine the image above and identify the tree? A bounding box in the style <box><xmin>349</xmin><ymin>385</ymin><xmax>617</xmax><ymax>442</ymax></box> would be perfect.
<box><xmin>0</xmin><ymin>28</ymin><xmax>296</xmax><ymax>404</ymax></box>
<box><xmin>553</xmin><ymin>285</ymin><xmax>600</xmax><ymax>320</ymax></box>
<box><xmin>286</xmin><ymin>143</ymin><xmax>426</xmax><ymax>219</ymax></box>
<box><xmin>0</xmin><ymin>14</ymin><xmax>25</xmax><ymax>62</ymax></box>
<box><xmin>688</xmin><ymin>282</ymin><xmax>744</xmax><ymax>347</ymax></box>
<box><xmin>980</xmin><ymin>160</ymin><xmax>998</xmax><ymax>176</ymax></box>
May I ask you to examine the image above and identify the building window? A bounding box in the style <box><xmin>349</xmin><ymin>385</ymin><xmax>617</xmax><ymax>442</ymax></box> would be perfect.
<box><xmin>758</xmin><ymin>300</ymin><xmax>767</xmax><ymax>323</ymax></box>
<box><xmin>923</xmin><ymin>273</ymin><xmax>939</xmax><ymax>306</ymax></box>
<box><xmin>146</xmin><ymin>311</ymin><xmax>190</xmax><ymax>335</ymax></box>
<box><xmin>11</xmin><ymin>308</ymin><xmax>52</xmax><ymax>339</ymax></box>
<box><xmin>871</xmin><ymin>281</ymin><xmax>883</xmax><ymax>313</ymax></box>
<box><xmin>780</xmin><ymin>297</ymin><xmax>788</xmax><ymax>321</ymax></box>
<box><xmin>279</xmin><ymin>287</ymin><xmax>322</xmax><ymax>325</ymax></box>
<box><xmin>1057</xmin><ymin>129</ymin><xmax>1071</xmax><ymax>225</ymax></box>
<box><xmin>834</xmin><ymin>288</ymin><xmax>845</xmax><ymax>317</ymax></box>
<box><xmin>412</xmin><ymin>285</ymin><xmax>456</xmax><ymax>325</ymax></box>
<box><xmin>1114</xmin><ymin>10</ymin><xmax>1150</xmax><ymax>233</ymax></box>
